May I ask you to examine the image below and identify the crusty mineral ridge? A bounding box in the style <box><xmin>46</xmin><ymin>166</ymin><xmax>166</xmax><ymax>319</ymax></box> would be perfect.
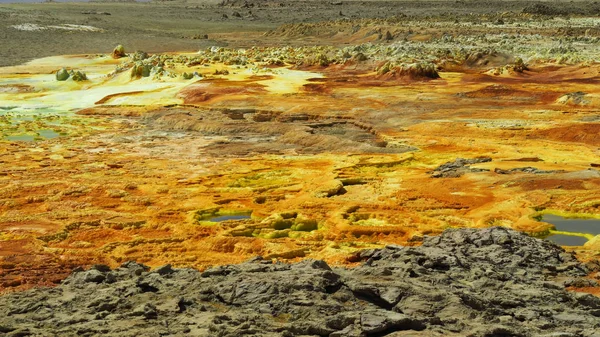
<box><xmin>1</xmin><ymin>228</ymin><xmax>600</xmax><ymax>337</ymax></box>
<box><xmin>1</xmin><ymin>15</ymin><xmax>600</xmax><ymax>291</ymax></box>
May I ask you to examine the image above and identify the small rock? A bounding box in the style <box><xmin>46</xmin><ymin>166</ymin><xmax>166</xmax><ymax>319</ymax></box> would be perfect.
<box><xmin>90</xmin><ymin>264</ymin><xmax>111</xmax><ymax>273</ymax></box>
<box><xmin>137</xmin><ymin>273</ymin><xmax>163</xmax><ymax>292</ymax></box>
<box><xmin>70</xmin><ymin>70</ymin><xmax>87</xmax><ymax>82</ymax></box>
<box><xmin>132</xmin><ymin>303</ymin><xmax>158</xmax><ymax>319</ymax></box>
<box><xmin>120</xmin><ymin>261</ymin><xmax>150</xmax><ymax>271</ymax></box>
<box><xmin>294</xmin><ymin>259</ymin><xmax>331</xmax><ymax>271</ymax></box>
<box><xmin>153</xmin><ymin>264</ymin><xmax>174</xmax><ymax>276</ymax></box>
<box><xmin>111</xmin><ymin>45</ymin><xmax>126</xmax><ymax>59</ymax></box>
<box><xmin>56</xmin><ymin>68</ymin><xmax>70</xmax><ymax>81</ymax></box>
<box><xmin>84</xmin><ymin>269</ymin><xmax>105</xmax><ymax>283</ymax></box>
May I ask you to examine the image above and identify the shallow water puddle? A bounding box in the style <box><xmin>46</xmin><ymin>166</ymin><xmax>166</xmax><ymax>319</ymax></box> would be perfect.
<box><xmin>545</xmin><ymin>234</ymin><xmax>589</xmax><ymax>246</ymax></box>
<box><xmin>38</xmin><ymin>129</ymin><xmax>59</xmax><ymax>139</ymax></box>
<box><xmin>541</xmin><ymin>214</ymin><xmax>600</xmax><ymax>246</ymax></box>
<box><xmin>6</xmin><ymin>134</ymin><xmax>35</xmax><ymax>142</ymax></box>
<box><xmin>4</xmin><ymin>129</ymin><xmax>59</xmax><ymax>142</ymax></box>
<box><xmin>206</xmin><ymin>214</ymin><xmax>252</xmax><ymax>222</ymax></box>
<box><xmin>542</xmin><ymin>214</ymin><xmax>600</xmax><ymax>234</ymax></box>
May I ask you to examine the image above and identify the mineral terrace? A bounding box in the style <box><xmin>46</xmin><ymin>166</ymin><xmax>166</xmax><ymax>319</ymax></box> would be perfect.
<box><xmin>0</xmin><ymin>1</ymin><xmax>600</xmax><ymax>334</ymax></box>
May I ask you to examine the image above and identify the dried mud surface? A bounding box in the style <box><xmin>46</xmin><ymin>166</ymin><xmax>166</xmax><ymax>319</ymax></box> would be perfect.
<box><xmin>1</xmin><ymin>0</ymin><xmax>600</xmax><ymax>296</ymax></box>
<box><xmin>2</xmin><ymin>228</ymin><xmax>600</xmax><ymax>337</ymax></box>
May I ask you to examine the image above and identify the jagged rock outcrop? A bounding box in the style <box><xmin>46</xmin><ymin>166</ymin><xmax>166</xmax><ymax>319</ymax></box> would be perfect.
<box><xmin>1</xmin><ymin>227</ymin><xmax>599</xmax><ymax>337</ymax></box>
<box><xmin>431</xmin><ymin>157</ymin><xmax>492</xmax><ymax>178</ymax></box>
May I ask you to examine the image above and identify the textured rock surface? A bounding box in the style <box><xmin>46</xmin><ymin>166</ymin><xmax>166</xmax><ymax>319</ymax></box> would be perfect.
<box><xmin>1</xmin><ymin>227</ymin><xmax>599</xmax><ymax>337</ymax></box>
<box><xmin>430</xmin><ymin>157</ymin><xmax>492</xmax><ymax>178</ymax></box>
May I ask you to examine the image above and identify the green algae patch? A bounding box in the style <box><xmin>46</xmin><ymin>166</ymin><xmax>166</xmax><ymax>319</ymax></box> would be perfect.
<box><xmin>5</xmin><ymin>129</ymin><xmax>61</xmax><ymax>142</ymax></box>
<box><xmin>5</xmin><ymin>134</ymin><xmax>35</xmax><ymax>142</ymax></box>
<box><xmin>0</xmin><ymin>109</ymin><xmax>100</xmax><ymax>141</ymax></box>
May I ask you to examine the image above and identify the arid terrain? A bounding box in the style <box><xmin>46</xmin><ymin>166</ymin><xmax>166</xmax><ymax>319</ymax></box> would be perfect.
<box><xmin>1</xmin><ymin>2</ymin><xmax>600</xmax><ymax>333</ymax></box>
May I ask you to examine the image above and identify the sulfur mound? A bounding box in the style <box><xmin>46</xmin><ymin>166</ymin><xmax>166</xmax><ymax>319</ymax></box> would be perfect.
<box><xmin>55</xmin><ymin>68</ymin><xmax>87</xmax><ymax>81</ymax></box>
<box><xmin>1</xmin><ymin>228</ymin><xmax>599</xmax><ymax>336</ymax></box>
<box><xmin>377</xmin><ymin>62</ymin><xmax>440</xmax><ymax>80</ymax></box>
<box><xmin>70</xmin><ymin>70</ymin><xmax>88</xmax><ymax>81</ymax></box>
<box><xmin>111</xmin><ymin>45</ymin><xmax>126</xmax><ymax>59</ymax></box>
<box><xmin>55</xmin><ymin>68</ymin><xmax>70</xmax><ymax>81</ymax></box>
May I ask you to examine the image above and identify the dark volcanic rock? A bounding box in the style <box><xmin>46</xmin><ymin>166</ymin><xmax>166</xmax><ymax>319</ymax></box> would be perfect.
<box><xmin>1</xmin><ymin>227</ymin><xmax>599</xmax><ymax>336</ymax></box>
<box><xmin>431</xmin><ymin>157</ymin><xmax>492</xmax><ymax>178</ymax></box>
<box><xmin>494</xmin><ymin>166</ymin><xmax>565</xmax><ymax>175</ymax></box>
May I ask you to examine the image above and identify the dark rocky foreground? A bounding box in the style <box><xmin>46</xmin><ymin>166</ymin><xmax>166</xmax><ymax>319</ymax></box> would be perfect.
<box><xmin>2</xmin><ymin>227</ymin><xmax>600</xmax><ymax>337</ymax></box>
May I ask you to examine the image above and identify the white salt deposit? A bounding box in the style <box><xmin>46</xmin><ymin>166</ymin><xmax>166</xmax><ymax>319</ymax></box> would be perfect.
<box><xmin>11</xmin><ymin>23</ymin><xmax>102</xmax><ymax>32</ymax></box>
<box><xmin>10</xmin><ymin>23</ymin><xmax>46</xmax><ymax>31</ymax></box>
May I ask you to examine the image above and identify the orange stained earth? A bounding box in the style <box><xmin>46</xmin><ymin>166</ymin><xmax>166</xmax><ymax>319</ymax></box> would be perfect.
<box><xmin>1</xmin><ymin>51</ymin><xmax>600</xmax><ymax>293</ymax></box>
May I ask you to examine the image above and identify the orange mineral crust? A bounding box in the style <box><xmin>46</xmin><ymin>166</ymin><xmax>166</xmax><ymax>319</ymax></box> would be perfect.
<box><xmin>1</xmin><ymin>46</ymin><xmax>600</xmax><ymax>291</ymax></box>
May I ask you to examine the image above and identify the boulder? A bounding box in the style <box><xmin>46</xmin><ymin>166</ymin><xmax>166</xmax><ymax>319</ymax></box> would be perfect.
<box><xmin>56</xmin><ymin>68</ymin><xmax>70</xmax><ymax>81</ymax></box>
<box><xmin>70</xmin><ymin>70</ymin><xmax>87</xmax><ymax>82</ymax></box>
<box><xmin>111</xmin><ymin>45</ymin><xmax>126</xmax><ymax>59</ymax></box>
